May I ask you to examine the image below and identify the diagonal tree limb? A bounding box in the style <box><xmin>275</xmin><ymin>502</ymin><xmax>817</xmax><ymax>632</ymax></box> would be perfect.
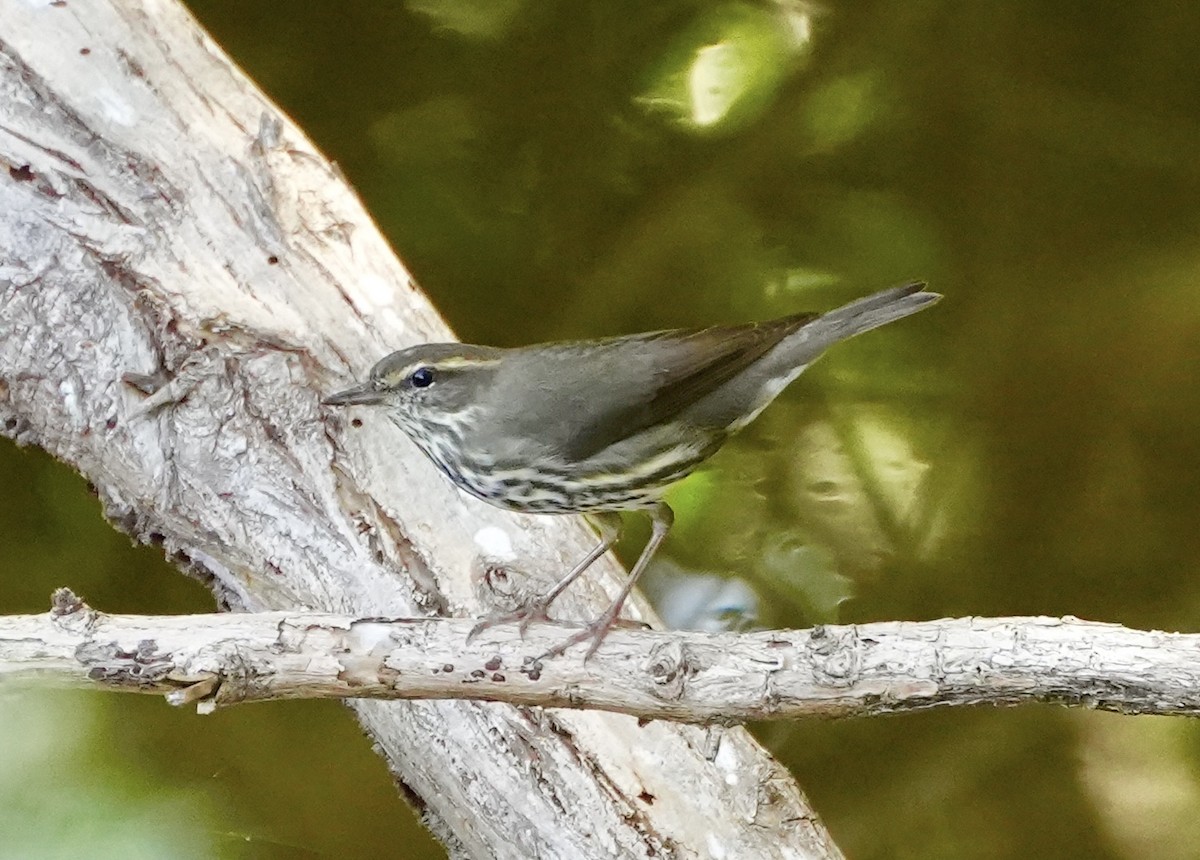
<box><xmin>0</xmin><ymin>2</ymin><xmax>841</xmax><ymax>857</ymax></box>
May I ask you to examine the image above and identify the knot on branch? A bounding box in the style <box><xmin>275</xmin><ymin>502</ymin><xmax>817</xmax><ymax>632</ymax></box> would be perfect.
<box><xmin>806</xmin><ymin>625</ymin><xmax>863</xmax><ymax>686</ymax></box>
<box><xmin>50</xmin><ymin>587</ymin><xmax>86</xmax><ymax>616</ymax></box>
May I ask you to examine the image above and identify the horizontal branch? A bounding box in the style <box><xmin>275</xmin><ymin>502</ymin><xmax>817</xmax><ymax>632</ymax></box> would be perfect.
<box><xmin>5</xmin><ymin>590</ymin><xmax>1197</xmax><ymax>721</ymax></box>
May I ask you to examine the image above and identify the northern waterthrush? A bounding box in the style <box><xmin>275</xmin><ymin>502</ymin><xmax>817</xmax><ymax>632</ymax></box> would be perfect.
<box><xmin>324</xmin><ymin>281</ymin><xmax>940</xmax><ymax>658</ymax></box>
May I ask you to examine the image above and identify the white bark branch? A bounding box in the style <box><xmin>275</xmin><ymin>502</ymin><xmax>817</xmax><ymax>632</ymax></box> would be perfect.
<box><xmin>0</xmin><ymin>2</ymin><xmax>840</xmax><ymax>858</ymax></box>
<box><xmin>6</xmin><ymin>593</ymin><xmax>1197</xmax><ymax>720</ymax></box>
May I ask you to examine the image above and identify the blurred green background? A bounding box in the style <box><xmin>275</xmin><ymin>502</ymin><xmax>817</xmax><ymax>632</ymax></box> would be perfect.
<box><xmin>5</xmin><ymin>1</ymin><xmax>1200</xmax><ymax>857</ymax></box>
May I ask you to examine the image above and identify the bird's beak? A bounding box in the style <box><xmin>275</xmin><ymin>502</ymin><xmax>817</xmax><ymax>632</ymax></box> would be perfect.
<box><xmin>322</xmin><ymin>383</ymin><xmax>385</xmax><ymax>407</ymax></box>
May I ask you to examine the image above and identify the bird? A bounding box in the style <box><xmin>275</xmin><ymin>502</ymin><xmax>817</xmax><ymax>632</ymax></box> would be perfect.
<box><xmin>324</xmin><ymin>281</ymin><xmax>940</xmax><ymax>659</ymax></box>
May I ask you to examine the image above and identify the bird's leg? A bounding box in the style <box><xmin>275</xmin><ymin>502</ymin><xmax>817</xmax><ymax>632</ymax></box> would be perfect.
<box><xmin>526</xmin><ymin>511</ymin><xmax>625</xmax><ymax>622</ymax></box>
<box><xmin>468</xmin><ymin>511</ymin><xmax>623</xmax><ymax>640</ymax></box>
<box><xmin>538</xmin><ymin>501</ymin><xmax>674</xmax><ymax>662</ymax></box>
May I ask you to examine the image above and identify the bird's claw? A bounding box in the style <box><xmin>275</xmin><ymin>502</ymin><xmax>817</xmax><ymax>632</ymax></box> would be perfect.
<box><xmin>467</xmin><ymin>601</ymin><xmax>553</xmax><ymax>642</ymax></box>
<box><xmin>470</xmin><ymin>603</ymin><xmax>643</xmax><ymax>663</ymax></box>
<box><xmin>535</xmin><ymin>627</ymin><xmax>607</xmax><ymax>663</ymax></box>
<box><xmin>535</xmin><ymin>606</ymin><xmax>628</xmax><ymax>663</ymax></box>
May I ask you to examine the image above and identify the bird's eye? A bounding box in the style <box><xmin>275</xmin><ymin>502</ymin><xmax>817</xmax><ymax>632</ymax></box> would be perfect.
<box><xmin>409</xmin><ymin>367</ymin><xmax>435</xmax><ymax>388</ymax></box>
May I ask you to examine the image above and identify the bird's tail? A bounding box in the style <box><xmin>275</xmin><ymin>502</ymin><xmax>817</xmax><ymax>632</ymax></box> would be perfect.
<box><xmin>796</xmin><ymin>280</ymin><xmax>936</xmax><ymax>350</ymax></box>
<box><xmin>814</xmin><ymin>281</ymin><xmax>941</xmax><ymax>342</ymax></box>
<box><xmin>764</xmin><ymin>281</ymin><xmax>940</xmax><ymax>376</ymax></box>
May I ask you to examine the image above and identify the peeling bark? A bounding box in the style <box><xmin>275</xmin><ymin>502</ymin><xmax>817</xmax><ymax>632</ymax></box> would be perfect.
<box><xmin>0</xmin><ymin>2</ymin><xmax>839</xmax><ymax>858</ymax></box>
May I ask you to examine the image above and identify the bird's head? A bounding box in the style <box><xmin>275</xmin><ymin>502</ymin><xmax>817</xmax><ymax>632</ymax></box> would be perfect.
<box><xmin>323</xmin><ymin>343</ymin><xmax>503</xmax><ymax>433</ymax></box>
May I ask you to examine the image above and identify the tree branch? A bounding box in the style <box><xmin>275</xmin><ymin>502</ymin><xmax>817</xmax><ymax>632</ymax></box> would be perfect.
<box><xmin>6</xmin><ymin>591</ymin><xmax>1197</xmax><ymax>721</ymax></box>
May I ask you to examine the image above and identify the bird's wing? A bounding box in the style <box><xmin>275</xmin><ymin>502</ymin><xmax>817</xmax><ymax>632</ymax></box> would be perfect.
<box><xmin>558</xmin><ymin>312</ymin><xmax>814</xmax><ymax>461</ymax></box>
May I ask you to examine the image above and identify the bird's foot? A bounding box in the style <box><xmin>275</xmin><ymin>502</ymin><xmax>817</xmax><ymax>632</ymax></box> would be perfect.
<box><xmin>467</xmin><ymin>600</ymin><xmax>554</xmax><ymax>642</ymax></box>
<box><xmin>535</xmin><ymin>605</ymin><xmax>643</xmax><ymax>663</ymax></box>
<box><xmin>534</xmin><ymin>626</ymin><xmax>604</xmax><ymax>663</ymax></box>
<box><xmin>470</xmin><ymin>602</ymin><xmax>648</xmax><ymax>663</ymax></box>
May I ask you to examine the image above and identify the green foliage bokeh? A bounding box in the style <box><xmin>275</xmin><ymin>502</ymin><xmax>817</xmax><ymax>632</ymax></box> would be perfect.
<box><xmin>6</xmin><ymin>2</ymin><xmax>1200</xmax><ymax>858</ymax></box>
